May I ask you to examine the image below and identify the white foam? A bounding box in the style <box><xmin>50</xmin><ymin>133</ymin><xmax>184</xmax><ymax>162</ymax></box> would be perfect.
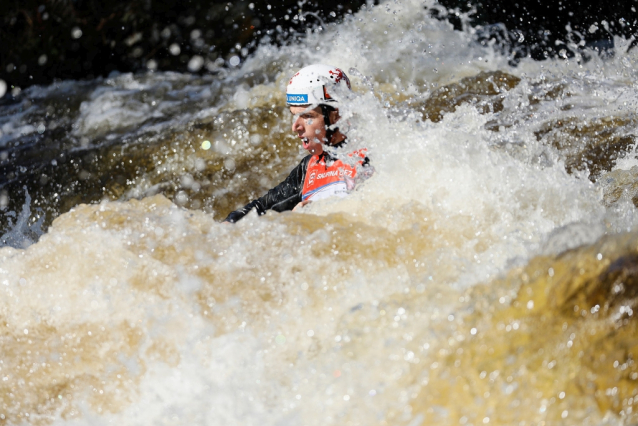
<box><xmin>1</xmin><ymin>1</ymin><xmax>637</xmax><ymax>425</ymax></box>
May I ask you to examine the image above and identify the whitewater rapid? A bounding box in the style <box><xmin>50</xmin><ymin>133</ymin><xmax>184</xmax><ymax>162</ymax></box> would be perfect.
<box><xmin>1</xmin><ymin>0</ymin><xmax>638</xmax><ymax>425</ymax></box>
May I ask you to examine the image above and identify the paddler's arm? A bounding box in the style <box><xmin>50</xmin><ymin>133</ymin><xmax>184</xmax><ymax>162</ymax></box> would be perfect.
<box><xmin>223</xmin><ymin>155</ymin><xmax>311</xmax><ymax>223</ymax></box>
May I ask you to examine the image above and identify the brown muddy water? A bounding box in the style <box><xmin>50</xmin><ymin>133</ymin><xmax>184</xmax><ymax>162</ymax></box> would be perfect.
<box><xmin>0</xmin><ymin>0</ymin><xmax>637</xmax><ymax>424</ymax></box>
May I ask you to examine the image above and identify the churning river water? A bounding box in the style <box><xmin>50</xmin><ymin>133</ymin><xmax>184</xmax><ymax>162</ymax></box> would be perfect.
<box><xmin>1</xmin><ymin>0</ymin><xmax>638</xmax><ymax>425</ymax></box>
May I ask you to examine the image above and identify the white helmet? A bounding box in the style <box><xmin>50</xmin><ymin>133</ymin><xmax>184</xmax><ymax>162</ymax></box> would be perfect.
<box><xmin>286</xmin><ymin>64</ymin><xmax>351</xmax><ymax>106</ymax></box>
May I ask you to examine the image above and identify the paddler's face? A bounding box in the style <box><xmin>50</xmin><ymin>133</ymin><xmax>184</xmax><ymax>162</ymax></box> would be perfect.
<box><xmin>290</xmin><ymin>105</ymin><xmax>326</xmax><ymax>155</ymax></box>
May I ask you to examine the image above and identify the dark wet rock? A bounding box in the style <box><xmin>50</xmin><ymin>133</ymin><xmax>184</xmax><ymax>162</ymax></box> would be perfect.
<box><xmin>2</xmin><ymin>0</ymin><xmax>637</xmax><ymax>94</ymax></box>
<box><xmin>600</xmin><ymin>167</ymin><xmax>638</xmax><ymax>208</ymax></box>
<box><xmin>535</xmin><ymin>116</ymin><xmax>638</xmax><ymax>182</ymax></box>
<box><xmin>0</xmin><ymin>0</ymin><xmax>370</xmax><ymax>92</ymax></box>
<box><xmin>414</xmin><ymin>70</ymin><xmax>520</xmax><ymax>122</ymax></box>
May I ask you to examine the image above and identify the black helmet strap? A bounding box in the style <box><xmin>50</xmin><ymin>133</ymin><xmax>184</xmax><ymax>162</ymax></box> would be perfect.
<box><xmin>320</xmin><ymin>104</ymin><xmax>337</xmax><ymax>144</ymax></box>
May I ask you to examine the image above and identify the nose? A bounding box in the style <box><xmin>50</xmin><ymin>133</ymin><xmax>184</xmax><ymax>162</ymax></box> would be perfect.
<box><xmin>292</xmin><ymin>116</ymin><xmax>303</xmax><ymax>133</ymax></box>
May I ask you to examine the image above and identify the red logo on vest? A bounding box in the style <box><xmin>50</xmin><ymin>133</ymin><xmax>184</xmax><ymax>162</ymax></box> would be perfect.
<box><xmin>302</xmin><ymin>151</ymin><xmax>366</xmax><ymax>202</ymax></box>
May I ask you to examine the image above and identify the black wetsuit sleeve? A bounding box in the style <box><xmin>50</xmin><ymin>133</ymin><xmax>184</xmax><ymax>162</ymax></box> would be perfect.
<box><xmin>223</xmin><ymin>155</ymin><xmax>311</xmax><ymax>223</ymax></box>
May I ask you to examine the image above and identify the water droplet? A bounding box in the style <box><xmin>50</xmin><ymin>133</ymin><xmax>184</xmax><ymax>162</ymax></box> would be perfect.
<box><xmin>250</xmin><ymin>134</ymin><xmax>262</xmax><ymax>145</ymax></box>
<box><xmin>188</xmin><ymin>55</ymin><xmax>204</xmax><ymax>72</ymax></box>
<box><xmin>169</xmin><ymin>43</ymin><xmax>181</xmax><ymax>56</ymax></box>
<box><xmin>224</xmin><ymin>158</ymin><xmax>236</xmax><ymax>171</ymax></box>
<box><xmin>201</xmin><ymin>140</ymin><xmax>211</xmax><ymax>150</ymax></box>
<box><xmin>175</xmin><ymin>191</ymin><xmax>188</xmax><ymax>205</ymax></box>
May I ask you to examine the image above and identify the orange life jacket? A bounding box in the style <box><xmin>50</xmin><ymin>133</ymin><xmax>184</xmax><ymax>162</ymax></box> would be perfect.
<box><xmin>301</xmin><ymin>149</ymin><xmax>367</xmax><ymax>202</ymax></box>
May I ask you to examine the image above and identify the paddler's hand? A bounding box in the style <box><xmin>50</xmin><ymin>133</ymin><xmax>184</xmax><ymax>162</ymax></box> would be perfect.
<box><xmin>293</xmin><ymin>200</ymin><xmax>312</xmax><ymax>211</ymax></box>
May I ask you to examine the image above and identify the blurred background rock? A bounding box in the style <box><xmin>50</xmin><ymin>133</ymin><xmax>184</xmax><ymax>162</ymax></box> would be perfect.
<box><xmin>0</xmin><ymin>0</ymin><xmax>637</xmax><ymax>93</ymax></box>
<box><xmin>0</xmin><ymin>0</ymin><xmax>370</xmax><ymax>92</ymax></box>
